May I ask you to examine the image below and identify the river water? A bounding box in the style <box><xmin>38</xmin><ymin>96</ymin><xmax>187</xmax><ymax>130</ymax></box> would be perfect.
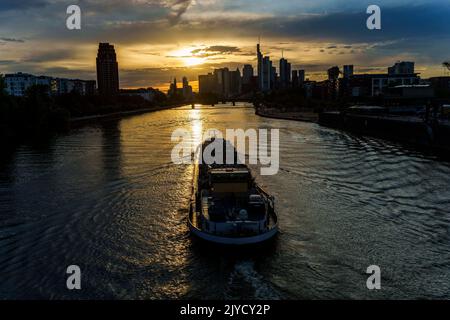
<box><xmin>1</xmin><ymin>103</ymin><xmax>450</xmax><ymax>299</ymax></box>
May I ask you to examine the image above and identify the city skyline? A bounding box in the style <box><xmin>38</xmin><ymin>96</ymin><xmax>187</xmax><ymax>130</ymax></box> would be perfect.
<box><xmin>0</xmin><ymin>1</ymin><xmax>449</xmax><ymax>91</ymax></box>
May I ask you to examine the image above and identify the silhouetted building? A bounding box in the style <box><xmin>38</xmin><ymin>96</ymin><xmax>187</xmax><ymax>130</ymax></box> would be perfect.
<box><xmin>388</xmin><ymin>61</ymin><xmax>414</xmax><ymax>75</ymax></box>
<box><xmin>343</xmin><ymin>65</ymin><xmax>354</xmax><ymax>79</ymax></box>
<box><xmin>298</xmin><ymin>70</ymin><xmax>305</xmax><ymax>85</ymax></box>
<box><xmin>345</xmin><ymin>73</ymin><xmax>420</xmax><ymax>98</ymax></box>
<box><xmin>257</xmin><ymin>42</ymin><xmax>264</xmax><ymax>91</ymax></box>
<box><xmin>83</xmin><ymin>80</ymin><xmax>97</xmax><ymax>95</ymax></box>
<box><xmin>327</xmin><ymin>66</ymin><xmax>340</xmax><ymax>81</ymax></box>
<box><xmin>291</xmin><ymin>69</ymin><xmax>305</xmax><ymax>88</ymax></box>
<box><xmin>214</xmin><ymin>68</ymin><xmax>231</xmax><ymax>97</ymax></box>
<box><xmin>199</xmin><ymin>73</ymin><xmax>217</xmax><ymax>94</ymax></box>
<box><xmin>242</xmin><ymin>64</ymin><xmax>254</xmax><ymax>85</ymax></box>
<box><xmin>96</xmin><ymin>43</ymin><xmax>119</xmax><ymax>95</ymax></box>
<box><xmin>257</xmin><ymin>42</ymin><xmax>274</xmax><ymax>92</ymax></box>
<box><xmin>229</xmin><ymin>68</ymin><xmax>242</xmax><ymax>97</ymax></box>
<box><xmin>428</xmin><ymin>76</ymin><xmax>450</xmax><ymax>97</ymax></box>
<box><xmin>292</xmin><ymin>70</ymin><xmax>299</xmax><ymax>88</ymax></box>
<box><xmin>387</xmin><ymin>84</ymin><xmax>434</xmax><ymax>100</ymax></box>
<box><xmin>327</xmin><ymin>66</ymin><xmax>340</xmax><ymax>99</ymax></box>
<box><xmin>182</xmin><ymin>77</ymin><xmax>193</xmax><ymax>99</ymax></box>
<box><xmin>4</xmin><ymin>73</ymin><xmax>49</xmax><ymax>96</ymax></box>
<box><xmin>168</xmin><ymin>78</ymin><xmax>178</xmax><ymax>97</ymax></box>
<box><xmin>270</xmin><ymin>65</ymin><xmax>277</xmax><ymax>90</ymax></box>
<box><xmin>4</xmin><ymin>72</ymin><xmax>95</xmax><ymax>96</ymax></box>
<box><xmin>279</xmin><ymin>58</ymin><xmax>291</xmax><ymax>89</ymax></box>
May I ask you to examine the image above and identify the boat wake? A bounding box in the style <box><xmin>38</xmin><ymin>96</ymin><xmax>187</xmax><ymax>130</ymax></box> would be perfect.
<box><xmin>225</xmin><ymin>260</ymin><xmax>281</xmax><ymax>300</ymax></box>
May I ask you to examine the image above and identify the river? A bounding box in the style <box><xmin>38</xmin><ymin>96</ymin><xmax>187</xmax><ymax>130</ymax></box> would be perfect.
<box><xmin>1</xmin><ymin>103</ymin><xmax>450</xmax><ymax>299</ymax></box>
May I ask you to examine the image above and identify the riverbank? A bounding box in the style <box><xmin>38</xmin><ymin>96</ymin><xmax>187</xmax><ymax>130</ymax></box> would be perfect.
<box><xmin>319</xmin><ymin>111</ymin><xmax>450</xmax><ymax>155</ymax></box>
<box><xmin>0</xmin><ymin>102</ymin><xmax>185</xmax><ymax>148</ymax></box>
<box><xmin>70</xmin><ymin>103</ymin><xmax>184</xmax><ymax>125</ymax></box>
<box><xmin>255</xmin><ymin>105</ymin><xmax>319</xmax><ymax>123</ymax></box>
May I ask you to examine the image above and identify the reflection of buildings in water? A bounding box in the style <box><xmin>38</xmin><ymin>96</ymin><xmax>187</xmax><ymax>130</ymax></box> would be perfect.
<box><xmin>99</xmin><ymin>119</ymin><xmax>123</xmax><ymax>181</ymax></box>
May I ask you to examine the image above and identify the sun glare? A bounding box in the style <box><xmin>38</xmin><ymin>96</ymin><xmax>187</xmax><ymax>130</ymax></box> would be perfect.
<box><xmin>183</xmin><ymin>56</ymin><xmax>205</xmax><ymax>67</ymax></box>
<box><xmin>170</xmin><ymin>47</ymin><xmax>206</xmax><ymax>67</ymax></box>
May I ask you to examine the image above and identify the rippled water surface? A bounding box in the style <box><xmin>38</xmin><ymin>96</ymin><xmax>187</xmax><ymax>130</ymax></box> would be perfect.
<box><xmin>1</xmin><ymin>103</ymin><xmax>450</xmax><ymax>299</ymax></box>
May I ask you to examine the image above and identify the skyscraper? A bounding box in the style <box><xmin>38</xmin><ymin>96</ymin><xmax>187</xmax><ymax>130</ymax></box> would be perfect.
<box><xmin>279</xmin><ymin>58</ymin><xmax>291</xmax><ymax>89</ymax></box>
<box><xmin>182</xmin><ymin>77</ymin><xmax>193</xmax><ymax>99</ymax></box>
<box><xmin>327</xmin><ymin>66</ymin><xmax>340</xmax><ymax>100</ymax></box>
<box><xmin>256</xmin><ymin>41</ymin><xmax>275</xmax><ymax>92</ymax></box>
<box><xmin>242</xmin><ymin>64</ymin><xmax>254</xmax><ymax>85</ymax></box>
<box><xmin>257</xmin><ymin>41</ymin><xmax>263</xmax><ymax>91</ymax></box>
<box><xmin>328</xmin><ymin>66</ymin><xmax>340</xmax><ymax>81</ymax></box>
<box><xmin>198</xmin><ymin>73</ymin><xmax>217</xmax><ymax>94</ymax></box>
<box><xmin>298</xmin><ymin>70</ymin><xmax>305</xmax><ymax>85</ymax></box>
<box><xmin>229</xmin><ymin>68</ymin><xmax>242</xmax><ymax>96</ymax></box>
<box><xmin>292</xmin><ymin>70</ymin><xmax>299</xmax><ymax>88</ymax></box>
<box><xmin>262</xmin><ymin>56</ymin><xmax>273</xmax><ymax>91</ymax></box>
<box><xmin>96</xmin><ymin>43</ymin><xmax>119</xmax><ymax>95</ymax></box>
<box><xmin>168</xmin><ymin>78</ymin><xmax>177</xmax><ymax>97</ymax></box>
<box><xmin>214</xmin><ymin>68</ymin><xmax>231</xmax><ymax>98</ymax></box>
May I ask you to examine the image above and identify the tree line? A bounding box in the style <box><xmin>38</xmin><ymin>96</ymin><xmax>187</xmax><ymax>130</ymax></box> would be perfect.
<box><xmin>0</xmin><ymin>74</ymin><xmax>169</xmax><ymax>142</ymax></box>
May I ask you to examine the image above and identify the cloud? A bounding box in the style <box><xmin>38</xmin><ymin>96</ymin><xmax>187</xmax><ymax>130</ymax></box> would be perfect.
<box><xmin>1</xmin><ymin>0</ymin><xmax>449</xmax><ymax>86</ymax></box>
<box><xmin>201</xmin><ymin>46</ymin><xmax>241</xmax><ymax>54</ymax></box>
<box><xmin>0</xmin><ymin>60</ymin><xmax>17</xmax><ymax>65</ymax></box>
<box><xmin>190</xmin><ymin>45</ymin><xmax>242</xmax><ymax>57</ymax></box>
<box><xmin>23</xmin><ymin>49</ymin><xmax>78</xmax><ymax>63</ymax></box>
<box><xmin>0</xmin><ymin>0</ymin><xmax>49</xmax><ymax>12</ymax></box>
<box><xmin>0</xmin><ymin>37</ymin><xmax>25</xmax><ymax>43</ymax></box>
<box><xmin>166</xmin><ymin>0</ymin><xmax>193</xmax><ymax>25</ymax></box>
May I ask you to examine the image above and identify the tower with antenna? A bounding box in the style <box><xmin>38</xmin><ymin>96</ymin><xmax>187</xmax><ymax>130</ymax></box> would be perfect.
<box><xmin>257</xmin><ymin>36</ymin><xmax>263</xmax><ymax>91</ymax></box>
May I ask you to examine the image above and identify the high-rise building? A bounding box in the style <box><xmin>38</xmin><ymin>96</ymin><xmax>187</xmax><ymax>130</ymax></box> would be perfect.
<box><xmin>242</xmin><ymin>64</ymin><xmax>254</xmax><ymax>85</ymax></box>
<box><xmin>96</xmin><ymin>43</ymin><xmax>119</xmax><ymax>95</ymax></box>
<box><xmin>262</xmin><ymin>56</ymin><xmax>273</xmax><ymax>92</ymax></box>
<box><xmin>271</xmin><ymin>66</ymin><xmax>277</xmax><ymax>89</ymax></box>
<box><xmin>214</xmin><ymin>68</ymin><xmax>231</xmax><ymax>97</ymax></box>
<box><xmin>279</xmin><ymin>58</ymin><xmax>291</xmax><ymax>89</ymax></box>
<box><xmin>298</xmin><ymin>70</ymin><xmax>305</xmax><ymax>85</ymax></box>
<box><xmin>182</xmin><ymin>77</ymin><xmax>193</xmax><ymax>99</ymax></box>
<box><xmin>257</xmin><ymin>42</ymin><xmax>264</xmax><ymax>91</ymax></box>
<box><xmin>343</xmin><ymin>65</ymin><xmax>354</xmax><ymax>79</ymax></box>
<box><xmin>229</xmin><ymin>68</ymin><xmax>242</xmax><ymax>96</ymax></box>
<box><xmin>256</xmin><ymin>41</ymin><xmax>275</xmax><ymax>92</ymax></box>
<box><xmin>198</xmin><ymin>73</ymin><xmax>217</xmax><ymax>94</ymax></box>
<box><xmin>168</xmin><ymin>78</ymin><xmax>178</xmax><ymax>97</ymax></box>
<box><xmin>327</xmin><ymin>66</ymin><xmax>340</xmax><ymax>100</ymax></box>
<box><xmin>388</xmin><ymin>61</ymin><xmax>414</xmax><ymax>75</ymax></box>
<box><xmin>328</xmin><ymin>66</ymin><xmax>340</xmax><ymax>81</ymax></box>
<box><xmin>292</xmin><ymin>70</ymin><xmax>299</xmax><ymax>88</ymax></box>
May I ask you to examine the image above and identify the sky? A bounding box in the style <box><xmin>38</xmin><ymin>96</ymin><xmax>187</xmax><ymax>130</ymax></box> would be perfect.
<box><xmin>0</xmin><ymin>0</ymin><xmax>449</xmax><ymax>92</ymax></box>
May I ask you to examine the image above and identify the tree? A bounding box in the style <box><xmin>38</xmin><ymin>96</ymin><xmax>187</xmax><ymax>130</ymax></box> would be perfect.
<box><xmin>0</xmin><ymin>74</ymin><xmax>7</xmax><ymax>99</ymax></box>
<box><xmin>443</xmin><ymin>62</ymin><xmax>450</xmax><ymax>75</ymax></box>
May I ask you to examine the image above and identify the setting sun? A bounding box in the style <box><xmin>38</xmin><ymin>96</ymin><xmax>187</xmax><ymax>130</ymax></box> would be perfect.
<box><xmin>183</xmin><ymin>56</ymin><xmax>205</xmax><ymax>66</ymax></box>
<box><xmin>169</xmin><ymin>47</ymin><xmax>206</xmax><ymax>67</ymax></box>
